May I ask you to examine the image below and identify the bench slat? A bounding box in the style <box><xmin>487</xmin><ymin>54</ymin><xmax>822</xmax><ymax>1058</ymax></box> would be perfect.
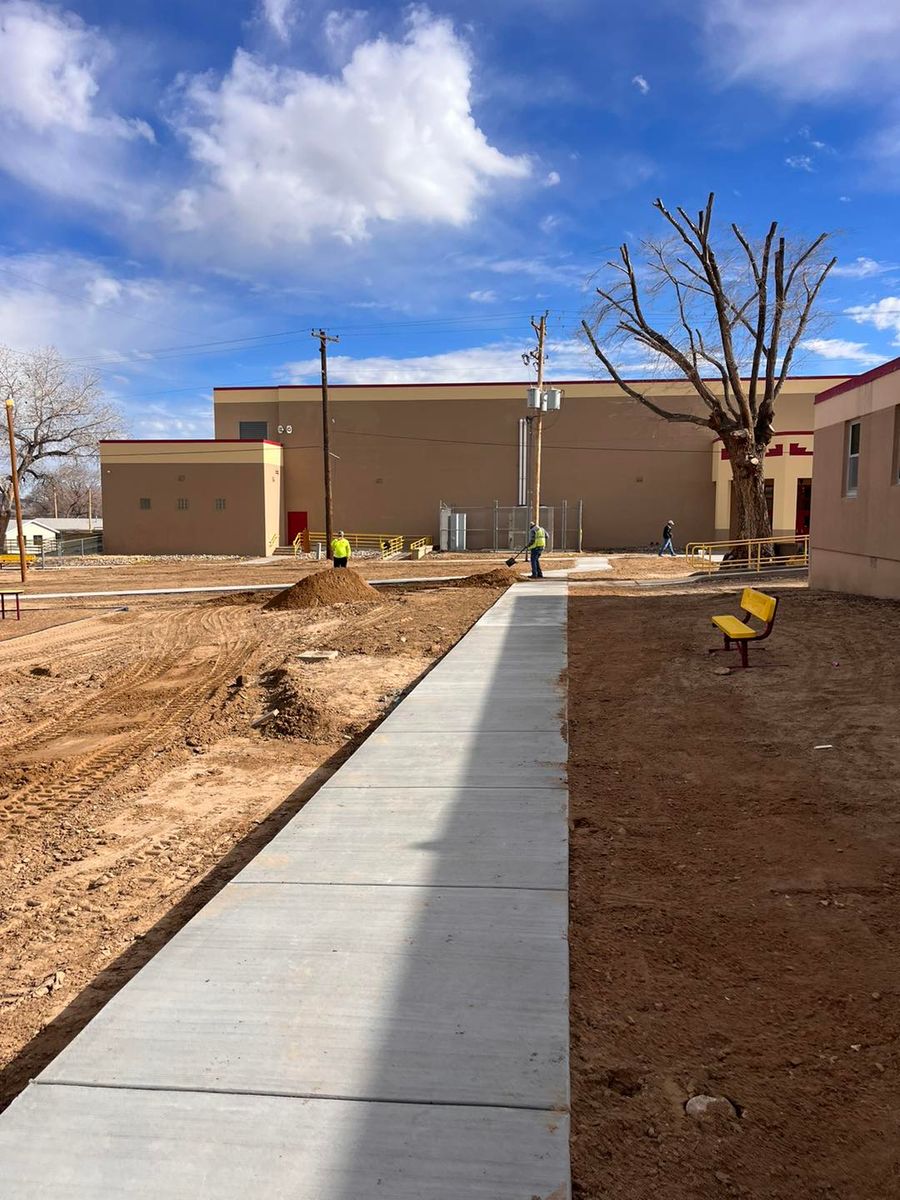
<box><xmin>712</xmin><ymin>614</ymin><xmax>757</xmax><ymax>640</ymax></box>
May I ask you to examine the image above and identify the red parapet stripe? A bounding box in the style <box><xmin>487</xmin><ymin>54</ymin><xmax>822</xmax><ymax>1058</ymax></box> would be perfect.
<box><xmin>815</xmin><ymin>355</ymin><xmax>900</xmax><ymax>404</ymax></box>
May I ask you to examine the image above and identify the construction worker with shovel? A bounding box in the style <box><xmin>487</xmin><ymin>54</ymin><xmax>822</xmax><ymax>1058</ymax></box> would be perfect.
<box><xmin>525</xmin><ymin>522</ymin><xmax>547</xmax><ymax>579</ymax></box>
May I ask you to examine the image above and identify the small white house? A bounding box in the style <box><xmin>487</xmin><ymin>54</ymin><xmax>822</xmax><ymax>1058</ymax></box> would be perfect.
<box><xmin>8</xmin><ymin>517</ymin><xmax>103</xmax><ymax>550</ymax></box>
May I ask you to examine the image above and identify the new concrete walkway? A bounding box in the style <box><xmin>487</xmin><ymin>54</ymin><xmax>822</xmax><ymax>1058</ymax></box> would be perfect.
<box><xmin>1</xmin><ymin>582</ymin><xmax>570</xmax><ymax>1199</ymax></box>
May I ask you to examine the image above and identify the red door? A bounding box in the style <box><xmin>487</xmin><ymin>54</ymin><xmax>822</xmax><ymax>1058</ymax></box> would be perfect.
<box><xmin>287</xmin><ymin>511</ymin><xmax>308</xmax><ymax>545</ymax></box>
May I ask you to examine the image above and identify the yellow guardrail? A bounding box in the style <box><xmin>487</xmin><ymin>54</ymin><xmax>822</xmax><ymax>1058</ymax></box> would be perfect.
<box><xmin>409</xmin><ymin>537</ymin><xmax>432</xmax><ymax>551</ymax></box>
<box><xmin>307</xmin><ymin>532</ymin><xmax>405</xmax><ymax>559</ymax></box>
<box><xmin>685</xmin><ymin>535</ymin><xmax>809</xmax><ymax>573</ymax></box>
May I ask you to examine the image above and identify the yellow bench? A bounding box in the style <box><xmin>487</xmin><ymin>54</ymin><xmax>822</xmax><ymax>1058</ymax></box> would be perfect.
<box><xmin>0</xmin><ymin>553</ymin><xmax>35</xmax><ymax>568</ymax></box>
<box><xmin>710</xmin><ymin>587</ymin><xmax>778</xmax><ymax>669</ymax></box>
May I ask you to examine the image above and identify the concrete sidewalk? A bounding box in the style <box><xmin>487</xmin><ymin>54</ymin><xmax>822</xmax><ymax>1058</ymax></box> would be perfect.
<box><xmin>0</xmin><ymin>582</ymin><xmax>570</xmax><ymax>1199</ymax></box>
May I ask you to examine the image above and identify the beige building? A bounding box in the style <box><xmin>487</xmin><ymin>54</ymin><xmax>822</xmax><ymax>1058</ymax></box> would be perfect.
<box><xmin>101</xmin><ymin>375</ymin><xmax>842</xmax><ymax>556</ymax></box>
<box><xmin>810</xmin><ymin>357</ymin><xmax>900</xmax><ymax>600</ymax></box>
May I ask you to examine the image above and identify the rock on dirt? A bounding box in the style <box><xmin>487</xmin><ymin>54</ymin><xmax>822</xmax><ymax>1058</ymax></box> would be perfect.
<box><xmin>684</xmin><ymin>1094</ymin><xmax>740</xmax><ymax>1120</ymax></box>
<box><xmin>263</xmin><ymin>570</ymin><xmax>380</xmax><ymax>611</ymax></box>
<box><xmin>450</xmin><ymin>566</ymin><xmax>521</xmax><ymax>589</ymax></box>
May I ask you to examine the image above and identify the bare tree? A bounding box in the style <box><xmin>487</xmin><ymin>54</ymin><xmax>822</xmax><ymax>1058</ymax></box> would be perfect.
<box><xmin>581</xmin><ymin>193</ymin><xmax>835</xmax><ymax>547</ymax></box>
<box><xmin>0</xmin><ymin>347</ymin><xmax>121</xmax><ymax>542</ymax></box>
<box><xmin>25</xmin><ymin>459</ymin><xmax>102</xmax><ymax>519</ymax></box>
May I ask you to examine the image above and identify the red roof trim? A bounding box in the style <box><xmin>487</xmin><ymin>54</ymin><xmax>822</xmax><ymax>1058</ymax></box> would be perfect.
<box><xmin>215</xmin><ymin>374</ymin><xmax>845</xmax><ymax>393</ymax></box>
<box><xmin>815</xmin><ymin>355</ymin><xmax>900</xmax><ymax>404</ymax></box>
<box><xmin>99</xmin><ymin>438</ymin><xmax>281</xmax><ymax>446</ymax></box>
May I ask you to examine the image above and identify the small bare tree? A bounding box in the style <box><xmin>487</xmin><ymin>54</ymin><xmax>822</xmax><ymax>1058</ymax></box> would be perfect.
<box><xmin>581</xmin><ymin>193</ymin><xmax>835</xmax><ymax>547</ymax></box>
<box><xmin>25</xmin><ymin>459</ymin><xmax>102</xmax><ymax>519</ymax></box>
<box><xmin>0</xmin><ymin>347</ymin><xmax>121</xmax><ymax>542</ymax></box>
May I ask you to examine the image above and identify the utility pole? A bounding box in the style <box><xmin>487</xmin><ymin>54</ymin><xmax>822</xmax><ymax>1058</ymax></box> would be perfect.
<box><xmin>53</xmin><ymin>489</ymin><xmax>58</xmax><ymax>518</ymax></box>
<box><xmin>525</xmin><ymin>312</ymin><xmax>548</xmax><ymax>526</ymax></box>
<box><xmin>311</xmin><ymin>328</ymin><xmax>339</xmax><ymax>559</ymax></box>
<box><xmin>4</xmin><ymin>397</ymin><xmax>28</xmax><ymax>581</ymax></box>
<box><xmin>88</xmin><ymin>487</ymin><xmax>93</xmax><ymax>533</ymax></box>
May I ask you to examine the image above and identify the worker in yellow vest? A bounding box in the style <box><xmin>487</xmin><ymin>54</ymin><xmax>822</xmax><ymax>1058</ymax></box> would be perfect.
<box><xmin>331</xmin><ymin>531</ymin><xmax>352</xmax><ymax>568</ymax></box>
<box><xmin>526</xmin><ymin>522</ymin><xmax>547</xmax><ymax>578</ymax></box>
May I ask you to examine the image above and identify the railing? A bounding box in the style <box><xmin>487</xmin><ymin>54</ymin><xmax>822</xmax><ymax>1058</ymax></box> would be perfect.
<box><xmin>685</xmin><ymin>535</ymin><xmax>810</xmax><ymax>574</ymax></box>
<box><xmin>306</xmin><ymin>532</ymin><xmax>405</xmax><ymax>559</ymax></box>
<box><xmin>409</xmin><ymin>537</ymin><xmax>432</xmax><ymax>552</ymax></box>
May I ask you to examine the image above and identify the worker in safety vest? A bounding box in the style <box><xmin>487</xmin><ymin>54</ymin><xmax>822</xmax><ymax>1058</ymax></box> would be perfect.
<box><xmin>525</xmin><ymin>522</ymin><xmax>547</xmax><ymax>579</ymax></box>
<box><xmin>331</xmin><ymin>530</ymin><xmax>351</xmax><ymax>568</ymax></box>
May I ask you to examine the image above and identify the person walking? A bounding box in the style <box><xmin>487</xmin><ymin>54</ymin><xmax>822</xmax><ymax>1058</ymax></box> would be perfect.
<box><xmin>525</xmin><ymin>521</ymin><xmax>547</xmax><ymax>578</ymax></box>
<box><xmin>659</xmin><ymin>519</ymin><xmax>676</xmax><ymax>556</ymax></box>
<box><xmin>331</xmin><ymin>530</ymin><xmax>351</xmax><ymax>567</ymax></box>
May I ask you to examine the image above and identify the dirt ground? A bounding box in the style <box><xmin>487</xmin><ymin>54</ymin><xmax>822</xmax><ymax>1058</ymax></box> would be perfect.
<box><xmin>568</xmin><ymin>586</ymin><xmax>900</xmax><ymax>1198</ymax></box>
<box><xmin>0</xmin><ymin>580</ymin><xmax>504</xmax><ymax>1111</ymax></box>
<box><xmin>21</xmin><ymin>553</ymin><xmax>575</xmax><ymax>595</ymax></box>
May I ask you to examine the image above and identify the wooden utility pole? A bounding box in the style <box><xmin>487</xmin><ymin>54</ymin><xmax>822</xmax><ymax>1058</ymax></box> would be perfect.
<box><xmin>4</xmin><ymin>398</ymin><xmax>28</xmax><ymax>581</ymax></box>
<box><xmin>528</xmin><ymin>312</ymin><xmax>547</xmax><ymax>527</ymax></box>
<box><xmin>88</xmin><ymin>487</ymin><xmax>93</xmax><ymax>532</ymax></box>
<box><xmin>312</xmin><ymin>328</ymin><xmax>339</xmax><ymax>558</ymax></box>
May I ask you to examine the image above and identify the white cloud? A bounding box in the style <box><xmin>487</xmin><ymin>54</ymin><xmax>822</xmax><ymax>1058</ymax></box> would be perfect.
<box><xmin>845</xmin><ymin>296</ymin><xmax>900</xmax><ymax>337</ymax></box>
<box><xmin>785</xmin><ymin>154</ymin><xmax>814</xmax><ymax>172</ymax></box>
<box><xmin>468</xmin><ymin>289</ymin><xmax>497</xmax><ymax>302</ymax></box>
<box><xmin>702</xmin><ymin>1</ymin><xmax>900</xmax><ymax>100</ymax></box>
<box><xmin>167</xmin><ymin>12</ymin><xmax>530</xmax><ymax>254</ymax></box>
<box><xmin>840</xmin><ymin>195</ymin><xmax>852</xmax><ymax>202</ymax></box>
<box><xmin>631</xmin><ymin>74</ymin><xmax>650</xmax><ymax>95</ymax></box>
<box><xmin>260</xmin><ymin>0</ymin><xmax>297</xmax><ymax>42</ymax></box>
<box><xmin>539</xmin><ymin>214</ymin><xmax>560</xmax><ymax>234</ymax></box>
<box><xmin>801</xmin><ymin>338</ymin><xmax>884</xmax><ymax>367</ymax></box>
<box><xmin>832</xmin><ymin>256</ymin><xmax>897</xmax><ymax>279</ymax></box>
<box><xmin>282</xmin><ymin>336</ymin><xmax>596</xmax><ymax>384</ymax></box>
<box><xmin>0</xmin><ymin>1</ymin><xmax>153</xmax><ymax>211</ymax></box>
<box><xmin>543</xmin><ymin>170</ymin><xmax>561</xmax><ymax>186</ymax></box>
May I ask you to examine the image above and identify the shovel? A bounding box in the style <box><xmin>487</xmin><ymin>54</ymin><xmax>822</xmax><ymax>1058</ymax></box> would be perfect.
<box><xmin>505</xmin><ymin>546</ymin><xmax>527</xmax><ymax>568</ymax></box>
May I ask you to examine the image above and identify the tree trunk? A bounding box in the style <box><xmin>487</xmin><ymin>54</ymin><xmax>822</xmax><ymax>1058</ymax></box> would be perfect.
<box><xmin>0</xmin><ymin>505</ymin><xmax>10</xmax><ymax>548</ymax></box>
<box><xmin>724</xmin><ymin>438</ymin><xmax>771</xmax><ymax>560</ymax></box>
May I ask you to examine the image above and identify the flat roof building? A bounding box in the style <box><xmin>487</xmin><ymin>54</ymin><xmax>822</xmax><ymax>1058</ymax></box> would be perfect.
<box><xmin>810</xmin><ymin>358</ymin><xmax>900</xmax><ymax>600</ymax></box>
<box><xmin>101</xmin><ymin>375</ymin><xmax>843</xmax><ymax>556</ymax></box>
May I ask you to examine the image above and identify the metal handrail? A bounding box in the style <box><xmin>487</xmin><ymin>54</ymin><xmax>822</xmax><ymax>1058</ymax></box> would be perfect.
<box><xmin>409</xmin><ymin>537</ymin><xmax>432</xmax><ymax>551</ymax></box>
<box><xmin>684</xmin><ymin>535</ymin><xmax>809</xmax><ymax>574</ymax></box>
<box><xmin>307</xmin><ymin>532</ymin><xmax>405</xmax><ymax>559</ymax></box>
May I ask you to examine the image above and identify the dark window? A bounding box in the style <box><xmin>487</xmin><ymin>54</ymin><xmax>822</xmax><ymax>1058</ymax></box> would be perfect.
<box><xmin>215</xmin><ymin>498</ymin><xmax>226</xmax><ymax>511</ymax></box>
<box><xmin>176</xmin><ymin>498</ymin><xmax>189</xmax><ymax>511</ymax></box>
<box><xmin>139</xmin><ymin>497</ymin><xmax>151</xmax><ymax>510</ymax></box>
<box><xmin>845</xmin><ymin>420</ymin><xmax>861</xmax><ymax>496</ymax></box>
<box><xmin>239</xmin><ymin>421</ymin><xmax>268</xmax><ymax>440</ymax></box>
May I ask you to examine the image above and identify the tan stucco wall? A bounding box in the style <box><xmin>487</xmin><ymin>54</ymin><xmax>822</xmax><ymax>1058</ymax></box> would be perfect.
<box><xmin>810</xmin><ymin>375</ymin><xmax>900</xmax><ymax>598</ymax></box>
<box><xmin>213</xmin><ymin>379</ymin><xmax>836</xmax><ymax>549</ymax></box>
<box><xmin>100</xmin><ymin>441</ymin><xmax>283</xmax><ymax>556</ymax></box>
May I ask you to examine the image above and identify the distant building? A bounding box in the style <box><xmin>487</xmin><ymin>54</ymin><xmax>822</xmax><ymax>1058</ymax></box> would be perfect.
<box><xmin>100</xmin><ymin>375</ymin><xmax>843</xmax><ymax>556</ymax></box>
<box><xmin>11</xmin><ymin>517</ymin><xmax>103</xmax><ymax>549</ymax></box>
<box><xmin>810</xmin><ymin>357</ymin><xmax>900</xmax><ymax>599</ymax></box>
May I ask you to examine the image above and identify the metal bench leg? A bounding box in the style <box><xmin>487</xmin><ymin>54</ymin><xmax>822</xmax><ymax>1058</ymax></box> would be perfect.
<box><xmin>1</xmin><ymin>594</ymin><xmax>5</xmax><ymax>620</ymax></box>
<box><xmin>15</xmin><ymin>592</ymin><xmax>20</xmax><ymax>620</ymax></box>
<box><xmin>738</xmin><ymin>640</ymin><xmax>749</xmax><ymax>668</ymax></box>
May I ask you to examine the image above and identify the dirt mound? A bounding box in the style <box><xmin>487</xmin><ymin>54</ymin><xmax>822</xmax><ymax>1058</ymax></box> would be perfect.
<box><xmin>451</xmin><ymin>566</ymin><xmax>521</xmax><ymax>589</ymax></box>
<box><xmin>263</xmin><ymin>569</ymin><xmax>379</xmax><ymax>611</ymax></box>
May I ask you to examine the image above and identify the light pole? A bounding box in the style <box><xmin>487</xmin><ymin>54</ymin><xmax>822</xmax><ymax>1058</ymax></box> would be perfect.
<box><xmin>4</xmin><ymin>397</ymin><xmax>28</xmax><ymax>581</ymax></box>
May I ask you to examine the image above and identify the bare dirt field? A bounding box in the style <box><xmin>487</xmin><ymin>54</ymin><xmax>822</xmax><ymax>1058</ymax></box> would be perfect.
<box><xmin>569</xmin><ymin>586</ymin><xmax>900</xmax><ymax>1198</ymax></box>
<box><xmin>22</xmin><ymin>553</ymin><xmax>575</xmax><ymax>595</ymax></box>
<box><xmin>0</xmin><ymin>578</ymin><xmax>505</xmax><ymax>1111</ymax></box>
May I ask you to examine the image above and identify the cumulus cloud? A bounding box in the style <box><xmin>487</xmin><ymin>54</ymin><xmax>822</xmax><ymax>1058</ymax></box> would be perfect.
<box><xmin>166</xmin><ymin>11</ymin><xmax>530</xmax><ymax>254</ymax></box>
<box><xmin>801</xmin><ymin>338</ymin><xmax>884</xmax><ymax>367</ymax></box>
<box><xmin>543</xmin><ymin>170</ymin><xmax>561</xmax><ymax>187</ymax></box>
<box><xmin>468</xmin><ymin>289</ymin><xmax>497</xmax><ymax>302</ymax></box>
<box><xmin>631</xmin><ymin>74</ymin><xmax>650</xmax><ymax>95</ymax></box>
<box><xmin>702</xmin><ymin>1</ymin><xmax>900</xmax><ymax>100</ymax></box>
<box><xmin>0</xmin><ymin>0</ymin><xmax>154</xmax><ymax>210</ymax></box>
<box><xmin>785</xmin><ymin>154</ymin><xmax>814</xmax><ymax>172</ymax></box>
<box><xmin>832</xmin><ymin>256</ymin><xmax>897</xmax><ymax>279</ymax></box>
<box><xmin>282</xmin><ymin>336</ymin><xmax>596</xmax><ymax>384</ymax></box>
<box><xmin>845</xmin><ymin>296</ymin><xmax>900</xmax><ymax>338</ymax></box>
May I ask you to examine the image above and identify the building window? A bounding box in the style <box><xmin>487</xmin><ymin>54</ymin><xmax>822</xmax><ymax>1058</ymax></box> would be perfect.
<box><xmin>239</xmin><ymin>420</ymin><xmax>268</xmax><ymax>440</ymax></box>
<box><xmin>176</xmin><ymin>498</ymin><xmax>189</xmax><ymax>511</ymax></box>
<box><xmin>139</xmin><ymin>497</ymin><xmax>151</xmax><ymax>510</ymax></box>
<box><xmin>845</xmin><ymin>420</ymin><xmax>861</xmax><ymax>496</ymax></box>
<box><xmin>215</xmin><ymin>498</ymin><xmax>226</xmax><ymax>511</ymax></box>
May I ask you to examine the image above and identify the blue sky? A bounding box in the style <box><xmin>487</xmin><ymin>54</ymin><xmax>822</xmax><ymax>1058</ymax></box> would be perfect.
<box><xmin>1</xmin><ymin>0</ymin><xmax>900</xmax><ymax>436</ymax></box>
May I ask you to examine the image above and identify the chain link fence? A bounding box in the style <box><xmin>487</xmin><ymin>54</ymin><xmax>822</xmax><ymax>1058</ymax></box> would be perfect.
<box><xmin>438</xmin><ymin>501</ymin><xmax>583</xmax><ymax>553</ymax></box>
